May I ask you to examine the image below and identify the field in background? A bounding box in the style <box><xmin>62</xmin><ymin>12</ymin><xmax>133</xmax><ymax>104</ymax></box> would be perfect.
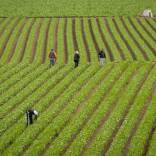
<box><xmin>0</xmin><ymin>0</ymin><xmax>155</xmax><ymax>16</ymax></box>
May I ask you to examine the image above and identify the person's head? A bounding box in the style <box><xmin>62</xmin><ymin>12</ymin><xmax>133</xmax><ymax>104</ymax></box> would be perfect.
<box><xmin>51</xmin><ymin>49</ymin><xmax>54</xmax><ymax>53</ymax></box>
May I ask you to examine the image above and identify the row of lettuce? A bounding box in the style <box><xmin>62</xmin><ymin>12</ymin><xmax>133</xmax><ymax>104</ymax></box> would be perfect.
<box><xmin>0</xmin><ymin>62</ymin><xmax>156</xmax><ymax>156</ymax></box>
<box><xmin>0</xmin><ymin>17</ymin><xmax>156</xmax><ymax>64</ymax></box>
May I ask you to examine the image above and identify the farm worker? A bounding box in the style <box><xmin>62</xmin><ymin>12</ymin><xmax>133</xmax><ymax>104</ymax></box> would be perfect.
<box><xmin>74</xmin><ymin>50</ymin><xmax>80</xmax><ymax>68</ymax></box>
<box><xmin>26</xmin><ymin>108</ymin><xmax>38</xmax><ymax>126</ymax></box>
<box><xmin>49</xmin><ymin>49</ymin><xmax>57</xmax><ymax>67</ymax></box>
<box><xmin>98</xmin><ymin>49</ymin><xmax>106</xmax><ymax>65</ymax></box>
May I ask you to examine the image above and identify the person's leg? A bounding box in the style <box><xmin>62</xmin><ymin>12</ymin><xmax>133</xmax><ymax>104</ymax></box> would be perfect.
<box><xmin>29</xmin><ymin>116</ymin><xmax>33</xmax><ymax>124</ymax></box>
<box><xmin>74</xmin><ymin>61</ymin><xmax>77</xmax><ymax>68</ymax></box>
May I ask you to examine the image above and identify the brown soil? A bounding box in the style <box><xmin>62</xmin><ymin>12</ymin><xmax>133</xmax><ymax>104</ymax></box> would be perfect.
<box><xmin>80</xmin><ymin>17</ymin><xmax>91</xmax><ymax>62</ymax></box>
<box><xmin>17</xmin><ymin>18</ymin><xmax>36</xmax><ymax>63</ymax></box>
<box><xmin>120</xmin><ymin>17</ymin><xmax>149</xmax><ymax>61</ymax></box>
<box><xmin>96</xmin><ymin>18</ymin><xmax>114</xmax><ymax>61</ymax></box>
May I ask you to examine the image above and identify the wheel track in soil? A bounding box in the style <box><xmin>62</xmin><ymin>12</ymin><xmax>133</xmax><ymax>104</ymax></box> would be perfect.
<box><xmin>100</xmin><ymin>64</ymin><xmax>154</xmax><ymax>155</ymax></box>
<box><xmin>64</xmin><ymin>18</ymin><xmax>68</xmax><ymax>64</ymax></box>
<box><xmin>96</xmin><ymin>17</ymin><xmax>114</xmax><ymax>61</ymax></box>
<box><xmin>53</xmin><ymin>18</ymin><xmax>59</xmax><ymax>53</ymax></box>
<box><xmin>72</xmin><ymin>17</ymin><xmax>79</xmax><ymax>51</ymax></box>
<box><xmin>0</xmin><ymin>18</ymin><xmax>21</xmax><ymax>59</ymax></box>
<box><xmin>103</xmin><ymin>17</ymin><xmax>125</xmax><ymax>60</ymax></box>
<box><xmin>15</xmin><ymin>66</ymin><xmax>89</xmax><ymax>155</ymax></box>
<box><xmin>29</xmin><ymin>18</ymin><xmax>43</xmax><ymax>63</ymax></box>
<box><xmin>6</xmin><ymin>19</ymin><xmax>27</xmax><ymax>63</ymax></box>
<box><xmin>88</xmin><ymin>18</ymin><xmax>100</xmax><ymax>58</ymax></box>
<box><xmin>112</xmin><ymin>18</ymin><xmax>137</xmax><ymax>60</ymax></box>
<box><xmin>80</xmin><ymin>17</ymin><xmax>91</xmax><ymax>62</ymax></box>
<box><xmin>80</xmin><ymin>65</ymin><xmax>140</xmax><ymax>156</ymax></box>
<box><xmin>128</xmin><ymin>17</ymin><xmax>156</xmax><ymax>57</ymax></box>
<box><xmin>136</xmin><ymin>18</ymin><xmax>156</xmax><ymax>42</ymax></box>
<box><xmin>120</xmin><ymin>79</ymin><xmax>156</xmax><ymax>156</ymax></box>
<box><xmin>60</xmin><ymin>65</ymin><xmax>128</xmax><ymax>156</ymax></box>
<box><xmin>120</xmin><ymin>17</ymin><xmax>149</xmax><ymax>61</ymax></box>
<box><xmin>0</xmin><ymin>65</ymin><xmax>64</xmax><ymax>137</ymax></box>
<box><xmin>42</xmin><ymin>18</ymin><xmax>51</xmax><ymax>64</ymax></box>
<box><xmin>142</xmin><ymin>117</ymin><xmax>156</xmax><ymax>156</ymax></box>
<box><xmin>38</xmin><ymin>65</ymin><xmax>114</xmax><ymax>156</ymax></box>
<box><xmin>17</xmin><ymin>18</ymin><xmax>36</xmax><ymax>63</ymax></box>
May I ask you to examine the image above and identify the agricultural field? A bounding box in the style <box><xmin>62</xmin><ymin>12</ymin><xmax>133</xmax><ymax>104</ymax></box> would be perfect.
<box><xmin>0</xmin><ymin>0</ymin><xmax>155</xmax><ymax>17</ymax></box>
<box><xmin>0</xmin><ymin>17</ymin><xmax>156</xmax><ymax>64</ymax></box>
<box><xmin>0</xmin><ymin>0</ymin><xmax>156</xmax><ymax>155</ymax></box>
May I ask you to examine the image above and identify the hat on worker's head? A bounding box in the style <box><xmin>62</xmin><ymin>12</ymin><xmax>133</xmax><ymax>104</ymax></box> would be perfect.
<box><xmin>51</xmin><ymin>49</ymin><xmax>54</xmax><ymax>52</ymax></box>
<box><xmin>75</xmin><ymin>50</ymin><xmax>79</xmax><ymax>54</ymax></box>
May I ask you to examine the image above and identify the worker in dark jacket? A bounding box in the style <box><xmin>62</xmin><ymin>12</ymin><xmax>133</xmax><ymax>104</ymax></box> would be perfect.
<box><xmin>49</xmin><ymin>49</ymin><xmax>57</xmax><ymax>67</ymax></box>
<box><xmin>74</xmin><ymin>50</ymin><xmax>80</xmax><ymax>68</ymax></box>
<box><xmin>26</xmin><ymin>108</ymin><xmax>38</xmax><ymax>126</ymax></box>
<box><xmin>98</xmin><ymin>49</ymin><xmax>106</xmax><ymax>65</ymax></box>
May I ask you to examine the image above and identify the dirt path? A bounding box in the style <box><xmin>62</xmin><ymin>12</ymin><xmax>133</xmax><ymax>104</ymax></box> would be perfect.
<box><xmin>17</xmin><ymin>18</ymin><xmax>36</xmax><ymax>63</ymax></box>
<box><xmin>120</xmin><ymin>17</ymin><xmax>149</xmax><ymax>61</ymax></box>
<box><xmin>42</xmin><ymin>18</ymin><xmax>51</xmax><ymax>64</ymax></box>
<box><xmin>112</xmin><ymin>18</ymin><xmax>137</xmax><ymax>60</ymax></box>
<box><xmin>63</xmin><ymin>18</ymin><xmax>68</xmax><ymax>64</ymax></box>
<box><xmin>101</xmin><ymin>64</ymin><xmax>154</xmax><ymax>155</ymax></box>
<box><xmin>120</xmin><ymin>80</ymin><xmax>156</xmax><ymax>156</ymax></box>
<box><xmin>88</xmin><ymin>18</ymin><xmax>100</xmax><ymax>57</ymax></box>
<box><xmin>61</xmin><ymin>65</ymin><xmax>128</xmax><ymax>156</ymax></box>
<box><xmin>7</xmin><ymin>19</ymin><xmax>27</xmax><ymax>63</ymax></box>
<box><xmin>103</xmin><ymin>17</ymin><xmax>125</xmax><ymax>60</ymax></box>
<box><xmin>80</xmin><ymin>18</ymin><xmax>91</xmax><ymax>62</ymax></box>
<box><xmin>0</xmin><ymin>18</ymin><xmax>20</xmax><ymax>59</ymax></box>
<box><xmin>96</xmin><ymin>17</ymin><xmax>114</xmax><ymax>61</ymax></box>
<box><xmin>72</xmin><ymin>17</ymin><xmax>79</xmax><ymax>51</ymax></box>
<box><xmin>29</xmin><ymin>18</ymin><xmax>43</xmax><ymax>63</ymax></box>
<box><xmin>128</xmin><ymin>17</ymin><xmax>156</xmax><ymax>57</ymax></box>
<box><xmin>53</xmin><ymin>18</ymin><xmax>60</xmax><ymax>53</ymax></box>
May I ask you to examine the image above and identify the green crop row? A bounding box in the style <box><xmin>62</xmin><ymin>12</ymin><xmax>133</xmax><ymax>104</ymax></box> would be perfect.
<box><xmin>1</xmin><ymin>64</ymin><xmax>88</xmax><ymax>155</ymax></box>
<box><xmin>64</xmin><ymin>62</ymin><xmax>141</xmax><ymax>156</ymax></box>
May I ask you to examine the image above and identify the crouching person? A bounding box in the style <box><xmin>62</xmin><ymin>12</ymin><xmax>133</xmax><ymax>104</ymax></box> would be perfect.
<box><xmin>74</xmin><ymin>50</ymin><xmax>80</xmax><ymax>68</ymax></box>
<box><xmin>26</xmin><ymin>108</ymin><xmax>38</xmax><ymax>126</ymax></box>
<box><xmin>98</xmin><ymin>49</ymin><xmax>106</xmax><ymax>65</ymax></box>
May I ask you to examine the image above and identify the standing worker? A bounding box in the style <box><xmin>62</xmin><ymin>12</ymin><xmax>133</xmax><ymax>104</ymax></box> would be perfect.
<box><xmin>26</xmin><ymin>108</ymin><xmax>38</xmax><ymax>126</ymax></box>
<box><xmin>98</xmin><ymin>49</ymin><xmax>106</xmax><ymax>65</ymax></box>
<box><xmin>49</xmin><ymin>49</ymin><xmax>57</xmax><ymax>67</ymax></box>
<box><xmin>74</xmin><ymin>50</ymin><xmax>80</xmax><ymax>68</ymax></box>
